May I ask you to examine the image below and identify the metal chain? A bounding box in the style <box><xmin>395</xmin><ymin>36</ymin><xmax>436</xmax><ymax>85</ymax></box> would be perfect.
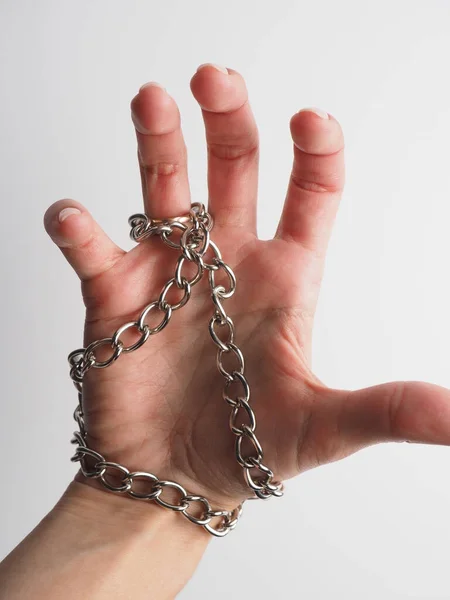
<box><xmin>68</xmin><ymin>202</ymin><xmax>283</xmax><ymax>537</ymax></box>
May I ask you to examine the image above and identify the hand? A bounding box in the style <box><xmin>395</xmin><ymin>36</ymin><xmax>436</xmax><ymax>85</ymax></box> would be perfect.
<box><xmin>44</xmin><ymin>64</ymin><xmax>450</xmax><ymax>520</ymax></box>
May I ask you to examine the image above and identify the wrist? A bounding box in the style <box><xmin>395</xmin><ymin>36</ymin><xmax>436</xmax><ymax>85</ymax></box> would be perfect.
<box><xmin>72</xmin><ymin>459</ymin><xmax>244</xmax><ymax>531</ymax></box>
<box><xmin>66</xmin><ymin>475</ymin><xmax>203</xmax><ymax>536</ymax></box>
<box><xmin>58</xmin><ymin>479</ymin><xmax>210</xmax><ymax>593</ymax></box>
<box><xmin>0</xmin><ymin>479</ymin><xmax>210</xmax><ymax>600</ymax></box>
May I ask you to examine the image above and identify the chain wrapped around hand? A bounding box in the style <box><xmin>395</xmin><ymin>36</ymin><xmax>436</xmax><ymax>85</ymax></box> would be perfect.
<box><xmin>68</xmin><ymin>202</ymin><xmax>284</xmax><ymax>537</ymax></box>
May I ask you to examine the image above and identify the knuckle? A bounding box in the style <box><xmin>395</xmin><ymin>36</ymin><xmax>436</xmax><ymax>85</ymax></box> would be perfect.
<box><xmin>208</xmin><ymin>140</ymin><xmax>259</xmax><ymax>163</ymax></box>
<box><xmin>141</xmin><ymin>161</ymin><xmax>182</xmax><ymax>179</ymax></box>
<box><xmin>290</xmin><ymin>172</ymin><xmax>342</xmax><ymax>195</ymax></box>
<box><xmin>387</xmin><ymin>381</ymin><xmax>408</xmax><ymax>438</ymax></box>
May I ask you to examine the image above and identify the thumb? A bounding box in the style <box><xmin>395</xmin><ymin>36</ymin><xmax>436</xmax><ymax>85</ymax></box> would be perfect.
<box><xmin>338</xmin><ymin>381</ymin><xmax>450</xmax><ymax>448</ymax></box>
<box><xmin>44</xmin><ymin>199</ymin><xmax>124</xmax><ymax>281</ymax></box>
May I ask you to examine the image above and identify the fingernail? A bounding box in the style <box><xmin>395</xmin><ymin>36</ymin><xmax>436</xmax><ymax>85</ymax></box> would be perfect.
<box><xmin>139</xmin><ymin>81</ymin><xmax>166</xmax><ymax>92</ymax></box>
<box><xmin>132</xmin><ymin>82</ymin><xmax>168</xmax><ymax>135</ymax></box>
<box><xmin>298</xmin><ymin>107</ymin><xmax>329</xmax><ymax>119</ymax></box>
<box><xmin>59</xmin><ymin>207</ymin><xmax>81</xmax><ymax>223</ymax></box>
<box><xmin>131</xmin><ymin>110</ymin><xmax>151</xmax><ymax>135</ymax></box>
<box><xmin>197</xmin><ymin>63</ymin><xmax>228</xmax><ymax>75</ymax></box>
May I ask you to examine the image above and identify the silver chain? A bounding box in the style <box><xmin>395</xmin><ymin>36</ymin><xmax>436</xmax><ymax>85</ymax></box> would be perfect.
<box><xmin>68</xmin><ymin>202</ymin><xmax>283</xmax><ymax>537</ymax></box>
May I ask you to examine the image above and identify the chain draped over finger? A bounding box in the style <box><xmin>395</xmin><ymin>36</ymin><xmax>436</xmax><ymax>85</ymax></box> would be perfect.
<box><xmin>68</xmin><ymin>203</ymin><xmax>282</xmax><ymax>537</ymax></box>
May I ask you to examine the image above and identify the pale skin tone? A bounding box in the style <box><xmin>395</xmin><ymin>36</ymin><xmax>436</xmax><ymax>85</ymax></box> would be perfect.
<box><xmin>1</xmin><ymin>63</ymin><xmax>449</xmax><ymax>599</ymax></box>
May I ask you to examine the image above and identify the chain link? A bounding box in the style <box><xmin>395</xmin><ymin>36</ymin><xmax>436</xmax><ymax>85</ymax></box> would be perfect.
<box><xmin>68</xmin><ymin>202</ymin><xmax>283</xmax><ymax>537</ymax></box>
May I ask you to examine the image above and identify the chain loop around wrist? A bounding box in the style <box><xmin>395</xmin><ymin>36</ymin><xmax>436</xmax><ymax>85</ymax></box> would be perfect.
<box><xmin>67</xmin><ymin>202</ymin><xmax>284</xmax><ymax>537</ymax></box>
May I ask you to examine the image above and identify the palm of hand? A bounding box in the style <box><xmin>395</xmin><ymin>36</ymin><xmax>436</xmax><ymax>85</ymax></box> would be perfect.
<box><xmin>46</xmin><ymin>65</ymin><xmax>450</xmax><ymax>514</ymax></box>
<box><xmin>80</xmin><ymin>228</ymin><xmax>321</xmax><ymax>507</ymax></box>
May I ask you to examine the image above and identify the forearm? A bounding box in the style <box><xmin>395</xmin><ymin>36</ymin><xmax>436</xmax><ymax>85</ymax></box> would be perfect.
<box><xmin>0</xmin><ymin>480</ymin><xmax>210</xmax><ymax>599</ymax></box>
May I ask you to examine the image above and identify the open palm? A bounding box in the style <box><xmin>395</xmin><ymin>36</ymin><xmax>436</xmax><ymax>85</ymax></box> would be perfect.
<box><xmin>45</xmin><ymin>65</ymin><xmax>450</xmax><ymax>521</ymax></box>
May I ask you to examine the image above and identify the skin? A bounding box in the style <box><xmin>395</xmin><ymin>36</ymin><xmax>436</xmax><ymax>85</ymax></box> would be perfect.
<box><xmin>0</xmin><ymin>63</ymin><xmax>449</xmax><ymax>599</ymax></box>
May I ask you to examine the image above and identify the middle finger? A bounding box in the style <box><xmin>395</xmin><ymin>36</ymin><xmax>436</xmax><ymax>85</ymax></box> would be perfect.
<box><xmin>190</xmin><ymin>64</ymin><xmax>259</xmax><ymax>234</ymax></box>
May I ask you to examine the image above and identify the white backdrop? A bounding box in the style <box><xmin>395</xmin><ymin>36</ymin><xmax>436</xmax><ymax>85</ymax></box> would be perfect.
<box><xmin>1</xmin><ymin>1</ymin><xmax>450</xmax><ymax>598</ymax></box>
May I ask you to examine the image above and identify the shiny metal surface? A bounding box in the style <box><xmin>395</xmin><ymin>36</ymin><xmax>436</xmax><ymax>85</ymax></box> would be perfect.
<box><xmin>68</xmin><ymin>203</ymin><xmax>283</xmax><ymax>537</ymax></box>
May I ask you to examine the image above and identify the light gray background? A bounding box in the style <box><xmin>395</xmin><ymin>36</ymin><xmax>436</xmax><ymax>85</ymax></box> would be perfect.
<box><xmin>1</xmin><ymin>1</ymin><xmax>450</xmax><ymax>598</ymax></box>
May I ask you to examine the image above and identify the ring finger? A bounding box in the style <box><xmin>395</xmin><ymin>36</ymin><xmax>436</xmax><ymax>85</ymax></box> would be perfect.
<box><xmin>130</xmin><ymin>82</ymin><xmax>191</xmax><ymax>218</ymax></box>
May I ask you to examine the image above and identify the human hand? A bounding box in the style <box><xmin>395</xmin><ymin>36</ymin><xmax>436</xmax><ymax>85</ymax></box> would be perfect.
<box><xmin>44</xmin><ymin>64</ymin><xmax>450</xmax><ymax>526</ymax></box>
